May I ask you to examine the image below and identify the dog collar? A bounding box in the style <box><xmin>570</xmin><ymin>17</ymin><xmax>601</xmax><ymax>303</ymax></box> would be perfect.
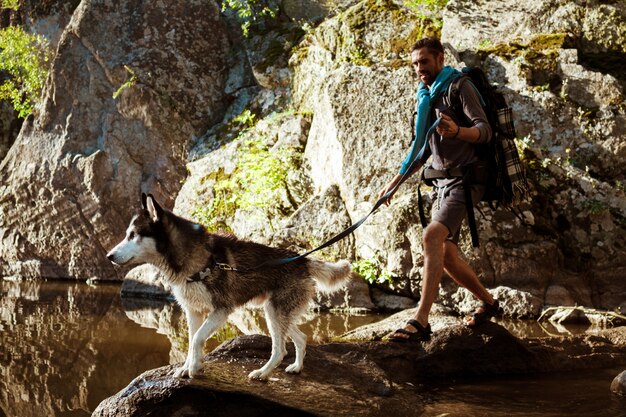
<box><xmin>186</xmin><ymin>258</ymin><xmax>217</xmax><ymax>283</ymax></box>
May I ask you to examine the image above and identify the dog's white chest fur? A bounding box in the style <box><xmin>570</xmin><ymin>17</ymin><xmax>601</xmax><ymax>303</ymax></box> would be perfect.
<box><xmin>172</xmin><ymin>282</ymin><xmax>213</xmax><ymax>314</ymax></box>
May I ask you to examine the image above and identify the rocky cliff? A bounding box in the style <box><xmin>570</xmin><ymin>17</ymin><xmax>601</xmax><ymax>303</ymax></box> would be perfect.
<box><xmin>0</xmin><ymin>0</ymin><xmax>624</xmax><ymax>311</ymax></box>
<box><xmin>0</xmin><ymin>0</ymin><xmax>249</xmax><ymax>279</ymax></box>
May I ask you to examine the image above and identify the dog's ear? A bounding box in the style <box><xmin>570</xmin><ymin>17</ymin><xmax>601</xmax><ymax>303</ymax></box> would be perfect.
<box><xmin>146</xmin><ymin>194</ymin><xmax>163</xmax><ymax>223</ymax></box>
<box><xmin>141</xmin><ymin>193</ymin><xmax>148</xmax><ymax>211</ymax></box>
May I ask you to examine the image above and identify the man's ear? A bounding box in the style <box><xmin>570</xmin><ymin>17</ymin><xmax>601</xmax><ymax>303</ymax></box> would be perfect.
<box><xmin>437</xmin><ymin>51</ymin><xmax>444</xmax><ymax>66</ymax></box>
<box><xmin>146</xmin><ymin>194</ymin><xmax>163</xmax><ymax>223</ymax></box>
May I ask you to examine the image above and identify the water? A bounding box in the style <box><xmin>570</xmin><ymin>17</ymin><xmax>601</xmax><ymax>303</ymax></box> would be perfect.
<box><xmin>0</xmin><ymin>280</ymin><xmax>624</xmax><ymax>417</ymax></box>
<box><xmin>0</xmin><ymin>280</ymin><xmax>383</xmax><ymax>417</ymax></box>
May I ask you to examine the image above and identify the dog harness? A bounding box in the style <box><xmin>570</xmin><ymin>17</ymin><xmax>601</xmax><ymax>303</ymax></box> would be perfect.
<box><xmin>186</xmin><ymin>257</ymin><xmax>237</xmax><ymax>283</ymax></box>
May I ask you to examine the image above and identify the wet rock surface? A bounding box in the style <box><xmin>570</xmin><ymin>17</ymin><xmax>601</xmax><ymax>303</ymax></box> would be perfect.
<box><xmin>93</xmin><ymin>325</ymin><xmax>626</xmax><ymax>416</ymax></box>
<box><xmin>611</xmin><ymin>370</ymin><xmax>626</xmax><ymax>397</ymax></box>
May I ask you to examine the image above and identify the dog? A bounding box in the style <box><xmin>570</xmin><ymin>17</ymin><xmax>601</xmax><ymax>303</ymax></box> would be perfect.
<box><xmin>107</xmin><ymin>193</ymin><xmax>352</xmax><ymax>381</ymax></box>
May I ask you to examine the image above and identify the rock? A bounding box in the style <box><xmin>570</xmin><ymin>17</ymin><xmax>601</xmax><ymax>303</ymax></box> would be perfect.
<box><xmin>0</xmin><ymin>0</ymin><xmax>243</xmax><ymax>280</ymax></box>
<box><xmin>93</xmin><ymin>325</ymin><xmax>626</xmax><ymax>416</ymax></box>
<box><xmin>120</xmin><ymin>265</ymin><xmax>172</xmax><ymax>300</ymax></box>
<box><xmin>340</xmin><ymin>305</ymin><xmax>462</xmax><ymax>341</ymax></box>
<box><xmin>544</xmin><ymin>284</ymin><xmax>577</xmax><ymax>307</ymax></box>
<box><xmin>370</xmin><ymin>287</ymin><xmax>416</xmax><ymax>311</ymax></box>
<box><xmin>272</xmin><ymin>185</ymin><xmax>354</xmax><ymax>260</ymax></box>
<box><xmin>611</xmin><ymin>370</ymin><xmax>626</xmax><ymax>396</ymax></box>
<box><xmin>312</xmin><ymin>274</ymin><xmax>377</xmax><ymax>312</ymax></box>
<box><xmin>0</xmin><ymin>102</ymin><xmax>20</xmax><ymax>162</ymax></box>
<box><xmin>93</xmin><ymin>335</ymin><xmax>421</xmax><ymax>417</ymax></box>
<box><xmin>539</xmin><ymin>306</ymin><xmax>626</xmax><ymax>328</ymax></box>
<box><xmin>282</xmin><ymin>0</ymin><xmax>355</xmax><ymax>22</ymax></box>
<box><xmin>2</xmin><ymin>0</ymin><xmax>625</xmax><ymax>315</ymax></box>
<box><xmin>175</xmin><ymin>112</ymin><xmax>313</xmax><ymax>245</ymax></box>
<box><xmin>439</xmin><ymin>285</ymin><xmax>543</xmax><ymax>319</ymax></box>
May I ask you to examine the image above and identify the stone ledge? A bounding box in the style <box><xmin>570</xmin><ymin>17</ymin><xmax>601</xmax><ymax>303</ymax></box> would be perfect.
<box><xmin>93</xmin><ymin>325</ymin><xmax>626</xmax><ymax>417</ymax></box>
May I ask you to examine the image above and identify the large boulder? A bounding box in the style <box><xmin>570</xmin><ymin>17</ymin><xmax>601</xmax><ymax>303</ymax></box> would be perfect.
<box><xmin>0</xmin><ymin>0</ymin><xmax>243</xmax><ymax>280</ymax></box>
<box><xmin>285</xmin><ymin>0</ymin><xmax>626</xmax><ymax>308</ymax></box>
<box><xmin>92</xmin><ymin>325</ymin><xmax>626</xmax><ymax>416</ymax></box>
<box><xmin>442</xmin><ymin>0</ymin><xmax>626</xmax><ymax>309</ymax></box>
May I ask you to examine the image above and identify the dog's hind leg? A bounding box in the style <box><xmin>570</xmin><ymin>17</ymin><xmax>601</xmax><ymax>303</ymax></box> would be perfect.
<box><xmin>285</xmin><ymin>325</ymin><xmax>306</xmax><ymax>374</ymax></box>
<box><xmin>248</xmin><ymin>302</ymin><xmax>287</xmax><ymax>381</ymax></box>
<box><xmin>173</xmin><ymin>309</ymin><xmax>205</xmax><ymax>378</ymax></box>
<box><xmin>177</xmin><ymin>308</ymin><xmax>230</xmax><ymax>379</ymax></box>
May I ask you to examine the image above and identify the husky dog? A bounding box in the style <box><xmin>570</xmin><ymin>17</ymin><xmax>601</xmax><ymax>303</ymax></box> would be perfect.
<box><xmin>107</xmin><ymin>193</ymin><xmax>352</xmax><ymax>381</ymax></box>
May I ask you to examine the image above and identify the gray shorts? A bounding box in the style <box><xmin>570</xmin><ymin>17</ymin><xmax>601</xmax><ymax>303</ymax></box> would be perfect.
<box><xmin>431</xmin><ymin>183</ymin><xmax>485</xmax><ymax>244</ymax></box>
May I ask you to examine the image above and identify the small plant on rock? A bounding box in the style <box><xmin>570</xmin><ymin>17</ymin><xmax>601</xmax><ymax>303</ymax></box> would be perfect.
<box><xmin>352</xmin><ymin>254</ymin><xmax>395</xmax><ymax>285</ymax></box>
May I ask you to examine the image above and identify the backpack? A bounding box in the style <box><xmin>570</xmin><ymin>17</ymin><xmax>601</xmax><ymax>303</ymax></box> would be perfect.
<box><xmin>447</xmin><ymin>67</ymin><xmax>529</xmax><ymax>209</ymax></box>
<box><xmin>418</xmin><ymin>67</ymin><xmax>530</xmax><ymax>247</ymax></box>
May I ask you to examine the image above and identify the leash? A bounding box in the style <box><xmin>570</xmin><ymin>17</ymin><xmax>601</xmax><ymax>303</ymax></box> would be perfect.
<box><xmin>197</xmin><ymin>119</ymin><xmax>442</xmax><ymax>275</ymax></box>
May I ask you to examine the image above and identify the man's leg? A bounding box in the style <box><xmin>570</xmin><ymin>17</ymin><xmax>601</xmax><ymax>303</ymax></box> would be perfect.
<box><xmin>443</xmin><ymin>241</ymin><xmax>496</xmax><ymax>325</ymax></box>
<box><xmin>414</xmin><ymin>221</ymin><xmax>450</xmax><ymax>327</ymax></box>
<box><xmin>391</xmin><ymin>221</ymin><xmax>449</xmax><ymax>339</ymax></box>
<box><xmin>443</xmin><ymin>241</ymin><xmax>494</xmax><ymax>304</ymax></box>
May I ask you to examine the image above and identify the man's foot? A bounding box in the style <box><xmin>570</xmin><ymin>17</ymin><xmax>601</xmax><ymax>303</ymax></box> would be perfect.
<box><xmin>464</xmin><ymin>299</ymin><xmax>500</xmax><ymax>327</ymax></box>
<box><xmin>387</xmin><ymin>319</ymin><xmax>432</xmax><ymax>343</ymax></box>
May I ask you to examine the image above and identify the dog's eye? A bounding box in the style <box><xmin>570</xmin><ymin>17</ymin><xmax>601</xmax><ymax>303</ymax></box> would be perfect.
<box><xmin>128</xmin><ymin>232</ymin><xmax>135</xmax><ymax>240</ymax></box>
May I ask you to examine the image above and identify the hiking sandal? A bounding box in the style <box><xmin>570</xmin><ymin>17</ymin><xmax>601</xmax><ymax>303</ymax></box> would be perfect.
<box><xmin>388</xmin><ymin>319</ymin><xmax>432</xmax><ymax>343</ymax></box>
<box><xmin>465</xmin><ymin>299</ymin><xmax>500</xmax><ymax>327</ymax></box>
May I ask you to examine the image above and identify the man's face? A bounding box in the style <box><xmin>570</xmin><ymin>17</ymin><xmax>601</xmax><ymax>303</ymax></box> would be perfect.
<box><xmin>411</xmin><ymin>48</ymin><xmax>444</xmax><ymax>86</ymax></box>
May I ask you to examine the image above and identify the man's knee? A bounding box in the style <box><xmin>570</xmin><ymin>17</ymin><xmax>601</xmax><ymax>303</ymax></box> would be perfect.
<box><xmin>422</xmin><ymin>222</ymin><xmax>449</xmax><ymax>248</ymax></box>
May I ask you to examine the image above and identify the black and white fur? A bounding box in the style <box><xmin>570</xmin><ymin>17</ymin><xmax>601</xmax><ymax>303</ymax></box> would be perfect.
<box><xmin>107</xmin><ymin>193</ymin><xmax>352</xmax><ymax>381</ymax></box>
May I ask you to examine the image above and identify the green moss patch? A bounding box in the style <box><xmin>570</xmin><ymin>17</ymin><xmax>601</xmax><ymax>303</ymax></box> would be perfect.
<box><xmin>193</xmin><ymin>112</ymin><xmax>305</xmax><ymax>233</ymax></box>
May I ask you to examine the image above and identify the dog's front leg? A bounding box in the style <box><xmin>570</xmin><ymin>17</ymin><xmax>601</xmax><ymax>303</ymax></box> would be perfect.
<box><xmin>173</xmin><ymin>309</ymin><xmax>204</xmax><ymax>378</ymax></box>
<box><xmin>185</xmin><ymin>309</ymin><xmax>230</xmax><ymax>378</ymax></box>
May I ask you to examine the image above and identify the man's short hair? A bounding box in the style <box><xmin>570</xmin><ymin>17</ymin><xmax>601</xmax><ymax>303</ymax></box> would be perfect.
<box><xmin>411</xmin><ymin>37</ymin><xmax>444</xmax><ymax>57</ymax></box>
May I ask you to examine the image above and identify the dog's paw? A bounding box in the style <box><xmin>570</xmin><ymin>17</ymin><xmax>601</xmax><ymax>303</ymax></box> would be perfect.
<box><xmin>187</xmin><ymin>361</ymin><xmax>203</xmax><ymax>378</ymax></box>
<box><xmin>173</xmin><ymin>365</ymin><xmax>189</xmax><ymax>378</ymax></box>
<box><xmin>247</xmin><ymin>369</ymin><xmax>269</xmax><ymax>382</ymax></box>
<box><xmin>285</xmin><ymin>363</ymin><xmax>302</xmax><ymax>374</ymax></box>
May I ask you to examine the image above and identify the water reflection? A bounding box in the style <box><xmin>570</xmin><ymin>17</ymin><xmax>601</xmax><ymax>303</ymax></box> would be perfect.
<box><xmin>121</xmin><ymin>296</ymin><xmax>386</xmax><ymax>363</ymax></box>
<box><xmin>2</xmin><ymin>280</ymin><xmax>622</xmax><ymax>417</ymax></box>
<box><xmin>0</xmin><ymin>280</ymin><xmax>171</xmax><ymax>417</ymax></box>
<box><xmin>0</xmin><ymin>280</ymin><xmax>384</xmax><ymax>417</ymax></box>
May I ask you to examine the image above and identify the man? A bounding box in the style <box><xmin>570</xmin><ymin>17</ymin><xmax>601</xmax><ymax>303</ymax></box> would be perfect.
<box><xmin>379</xmin><ymin>37</ymin><xmax>499</xmax><ymax>342</ymax></box>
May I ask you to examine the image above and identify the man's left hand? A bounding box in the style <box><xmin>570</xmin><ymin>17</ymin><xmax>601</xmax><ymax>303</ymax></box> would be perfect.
<box><xmin>436</xmin><ymin>114</ymin><xmax>459</xmax><ymax>139</ymax></box>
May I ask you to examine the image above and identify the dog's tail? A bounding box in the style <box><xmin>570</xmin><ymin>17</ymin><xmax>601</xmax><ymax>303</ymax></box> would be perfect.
<box><xmin>309</xmin><ymin>259</ymin><xmax>352</xmax><ymax>293</ymax></box>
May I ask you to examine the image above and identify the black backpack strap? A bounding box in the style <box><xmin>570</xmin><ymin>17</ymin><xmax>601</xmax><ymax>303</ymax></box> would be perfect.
<box><xmin>462</xmin><ymin>170</ymin><xmax>480</xmax><ymax>248</ymax></box>
<box><xmin>446</xmin><ymin>74</ymin><xmax>469</xmax><ymax>111</ymax></box>
<box><xmin>417</xmin><ymin>180</ymin><xmax>428</xmax><ymax>229</ymax></box>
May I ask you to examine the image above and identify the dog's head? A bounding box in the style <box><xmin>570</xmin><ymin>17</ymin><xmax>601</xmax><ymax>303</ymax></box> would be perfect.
<box><xmin>106</xmin><ymin>193</ymin><xmax>165</xmax><ymax>267</ymax></box>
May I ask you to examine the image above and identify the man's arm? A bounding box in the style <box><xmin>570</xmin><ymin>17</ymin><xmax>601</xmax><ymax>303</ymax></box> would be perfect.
<box><xmin>437</xmin><ymin>81</ymin><xmax>492</xmax><ymax>143</ymax></box>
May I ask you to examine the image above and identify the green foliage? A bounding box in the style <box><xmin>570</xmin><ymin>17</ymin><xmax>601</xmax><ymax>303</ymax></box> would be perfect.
<box><xmin>0</xmin><ymin>26</ymin><xmax>50</xmax><ymax>118</ymax></box>
<box><xmin>348</xmin><ymin>45</ymin><xmax>371</xmax><ymax>66</ymax></box>
<box><xmin>352</xmin><ymin>255</ymin><xmax>395</xmax><ymax>285</ymax></box>
<box><xmin>112</xmin><ymin>65</ymin><xmax>137</xmax><ymax>99</ymax></box>
<box><xmin>233</xmin><ymin>108</ymin><xmax>256</xmax><ymax>127</ymax></box>
<box><xmin>581</xmin><ymin>198</ymin><xmax>608</xmax><ymax>216</ymax></box>
<box><xmin>193</xmin><ymin>110</ymin><xmax>303</xmax><ymax>232</ymax></box>
<box><xmin>234</xmin><ymin>136</ymin><xmax>299</xmax><ymax>217</ymax></box>
<box><xmin>221</xmin><ymin>0</ymin><xmax>278</xmax><ymax>37</ymax></box>
<box><xmin>193</xmin><ymin>168</ymin><xmax>238</xmax><ymax>233</ymax></box>
<box><xmin>1</xmin><ymin>0</ymin><xmax>20</xmax><ymax>10</ymax></box>
<box><xmin>403</xmin><ymin>0</ymin><xmax>448</xmax><ymax>27</ymax></box>
<box><xmin>211</xmin><ymin>323</ymin><xmax>241</xmax><ymax>343</ymax></box>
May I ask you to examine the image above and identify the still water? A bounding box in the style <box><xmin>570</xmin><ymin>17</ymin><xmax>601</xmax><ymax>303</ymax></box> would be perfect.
<box><xmin>0</xmin><ymin>280</ymin><xmax>624</xmax><ymax>417</ymax></box>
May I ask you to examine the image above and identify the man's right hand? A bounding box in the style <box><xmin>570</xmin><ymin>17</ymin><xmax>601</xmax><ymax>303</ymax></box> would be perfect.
<box><xmin>378</xmin><ymin>174</ymin><xmax>404</xmax><ymax>206</ymax></box>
